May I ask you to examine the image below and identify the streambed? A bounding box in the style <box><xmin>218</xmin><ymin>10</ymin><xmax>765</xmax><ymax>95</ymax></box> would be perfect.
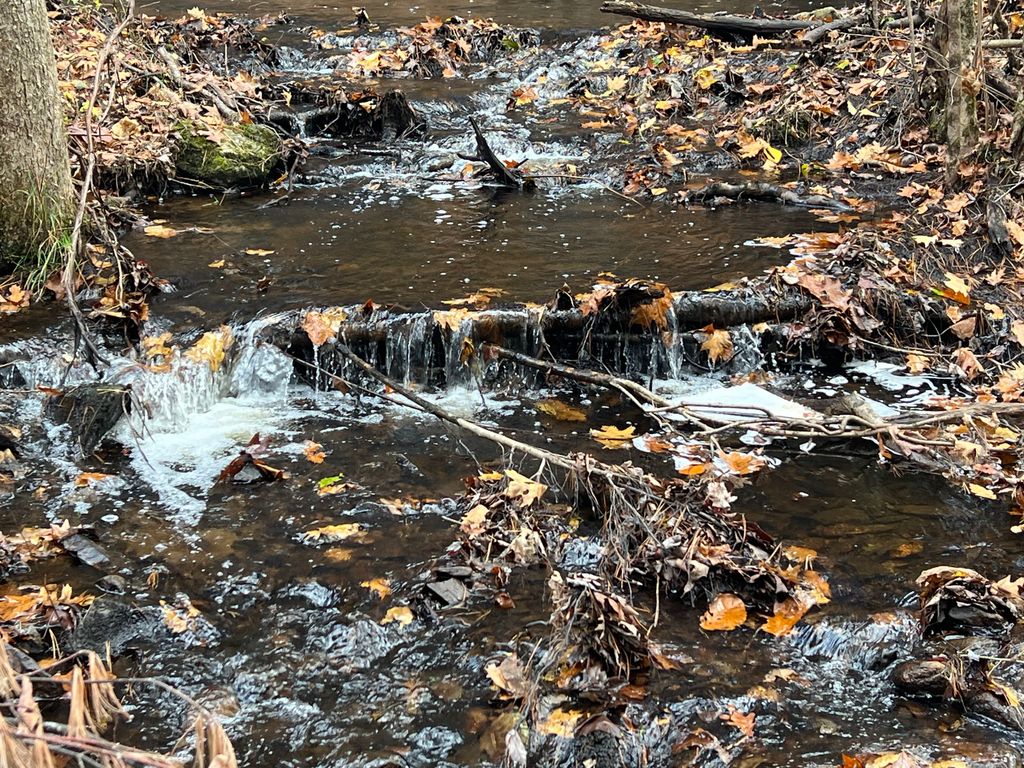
<box><xmin>2</xmin><ymin>1</ymin><xmax>1023</xmax><ymax>766</ymax></box>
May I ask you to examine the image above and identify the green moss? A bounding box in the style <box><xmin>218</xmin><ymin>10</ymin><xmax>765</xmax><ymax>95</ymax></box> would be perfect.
<box><xmin>174</xmin><ymin>121</ymin><xmax>282</xmax><ymax>189</ymax></box>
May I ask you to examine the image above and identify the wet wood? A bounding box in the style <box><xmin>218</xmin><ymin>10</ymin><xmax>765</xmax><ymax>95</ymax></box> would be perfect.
<box><xmin>459</xmin><ymin>116</ymin><xmax>532</xmax><ymax>189</ymax></box>
<box><xmin>599</xmin><ymin>0</ymin><xmax>817</xmax><ymax>39</ymax></box>
<box><xmin>685</xmin><ymin>181</ymin><xmax>852</xmax><ymax>211</ymax></box>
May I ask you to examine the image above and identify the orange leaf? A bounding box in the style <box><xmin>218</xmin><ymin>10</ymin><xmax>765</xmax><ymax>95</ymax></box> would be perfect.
<box><xmin>700</xmin><ymin>593</ymin><xmax>747</xmax><ymax>631</ymax></box>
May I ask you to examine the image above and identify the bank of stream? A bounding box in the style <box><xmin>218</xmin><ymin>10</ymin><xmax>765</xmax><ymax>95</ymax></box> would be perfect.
<box><xmin>1</xmin><ymin>0</ymin><xmax>1022</xmax><ymax>766</ymax></box>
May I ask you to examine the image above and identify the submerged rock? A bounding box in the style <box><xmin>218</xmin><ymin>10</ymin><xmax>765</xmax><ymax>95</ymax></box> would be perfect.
<box><xmin>47</xmin><ymin>383</ymin><xmax>131</xmax><ymax>456</ymax></box>
<box><xmin>68</xmin><ymin>595</ymin><xmax>150</xmax><ymax>655</ymax></box>
<box><xmin>174</xmin><ymin>121</ymin><xmax>282</xmax><ymax>188</ymax></box>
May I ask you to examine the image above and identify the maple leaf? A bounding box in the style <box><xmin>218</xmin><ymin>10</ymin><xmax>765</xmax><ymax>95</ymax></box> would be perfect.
<box><xmin>302</xmin><ymin>308</ymin><xmax>349</xmax><ymax>347</ymax></box>
<box><xmin>700</xmin><ymin>593</ymin><xmax>747</xmax><ymax>631</ymax></box>
<box><xmin>699</xmin><ymin>325</ymin><xmax>734</xmax><ymax>364</ymax></box>
<box><xmin>590</xmin><ymin>424</ymin><xmax>636</xmax><ymax>448</ymax></box>
<box><xmin>503</xmin><ymin>469</ymin><xmax>547</xmax><ymax>508</ymax></box>
<box><xmin>721</xmin><ymin>706</ymin><xmax>755</xmax><ymax>738</ymax></box>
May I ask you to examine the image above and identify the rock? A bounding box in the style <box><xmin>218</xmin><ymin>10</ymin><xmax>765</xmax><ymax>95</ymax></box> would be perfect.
<box><xmin>47</xmin><ymin>384</ymin><xmax>131</xmax><ymax>455</ymax></box>
<box><xmin>60</xmin><ymin>533</ymin><xmax>111</xmax><ymax>569</ymax></box>
<box><xmin>68</xmin><ymin>596</ymin><xmax>149</xmax><ymax>655</ymax></box>
<box><xmin>96</xmin><ymin>574</ymin><xmax>128</xmax><ymax>594</ymax></box>
<box><xmin>174</xmin><ymin>121</ymin><xmax>282</xmax><ymax>188</ymax></box>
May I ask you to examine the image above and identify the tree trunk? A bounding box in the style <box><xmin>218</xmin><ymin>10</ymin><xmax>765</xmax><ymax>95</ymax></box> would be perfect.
<box><xmin>0</xmin><ymin>0</ymin><xmax>73</xmax><ymax>269</ymax></box>
<box><xmin>935</xmin><ymin>0</ymin><xmax>979</xmax><ymax>185</ymax></box>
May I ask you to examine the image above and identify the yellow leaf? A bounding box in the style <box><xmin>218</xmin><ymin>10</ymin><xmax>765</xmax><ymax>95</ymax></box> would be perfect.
<box><xmin>360</xmin><ymin>577</ymin><xmax>392</xmax><ymax>599</ymax></box>
<box><xmin>694</xmin><ymin>66</ymin><xmax>719</xmax><ymax>89</ymax></box>
<box><xmin>301</xmin><ymin>523</ymin><xmax>363</xmax><ymax>543</ymax></box>
<box><xmin>606</xmin><ymin>74</ymin><xmax>627</xmax><ymax>92</ymax></box>
<box><xmin>244</xmin><ymin>248</ymin><xmax>275</xmax><ymax>256</ymax></box>
<box><xmin>433</xmin><ymin>308</ymin><xmax>472</xmax><ymax>332</ymax></box>
<box><xmin>381</xmin><ymin>606</ymin><xmax>413</xmax><ymax>625</ymax></box>
<box><xmin>75</xmin><ymin>472</ymin><xmax>114</xmax><ymax>486</ymax></box>
<box><xmin>208</xmin><ymin>259</ymin><xmax>225</xmax><ymax>268</ymax></box>
<box><xmin>590</xmin><ymin>424</ymin><xmax>636</xmax><ymax>449</ymax></box>
<box><xmin>144</xmin><ymin>224</ymin><xmax>178</xmax><ymax>238</ymax></box>
<box><xmin>535</xmin><ymin>399</ymin><xmax>587</xmax><ymax>422</ymax></box>
<box><xmin>537</xmin><ymin>708</ymin><xmax>584</xmax><ymax>737</ymax></box>
<box><xmin>185</xmin><ymin>325</ymin><xmax>233</xmax><ymax>372</ymax></box>
<box><xmin>967</xmin><ymin>483</ymin><xmax>997</xmax><ymax>500</ymax></box>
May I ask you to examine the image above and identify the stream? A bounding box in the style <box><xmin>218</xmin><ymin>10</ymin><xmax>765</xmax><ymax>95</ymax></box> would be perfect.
<box><xmin>2</xmin><ymin>0</ymin><xmax>1023</xmax><ymax>765</ymax></box>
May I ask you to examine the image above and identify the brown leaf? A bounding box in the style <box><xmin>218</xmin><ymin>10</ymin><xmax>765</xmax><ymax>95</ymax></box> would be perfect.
<box><xmin>699</xmin><ymin>325</ymin><xmax>734</xmax><ymax>364</ymax></box>
<box><xmin>535</xmin><ymin>399</ymin><xmax>587</xmax><ymax>422</ymax></box>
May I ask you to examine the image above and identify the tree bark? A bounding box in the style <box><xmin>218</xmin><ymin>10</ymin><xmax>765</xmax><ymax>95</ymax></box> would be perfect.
<box><xmin>934</xmin><ymin>0</ymin><xmax>979</xmax><ymax>185</ymax></box>
<box><xmin>0</xmin><ymin>0</ymin><xmax>74</xmax><ymax>268</ymax></box>
<box><xmin>599</xmin><ymin>0</ymin><xmax>817</xmax><ymax>40</ymax></box>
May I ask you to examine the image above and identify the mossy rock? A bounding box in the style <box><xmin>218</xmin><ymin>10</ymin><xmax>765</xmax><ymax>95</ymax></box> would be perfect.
<box><xmin>174</xmin><ymin>121</ymin><xmax>282</xmax><ymax>188</ymax></box>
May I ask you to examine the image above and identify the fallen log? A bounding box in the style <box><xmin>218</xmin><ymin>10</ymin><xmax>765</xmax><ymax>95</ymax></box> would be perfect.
<box><xmin>801</xmin><ymin>11</ymin><xmax>868</xmax><ymax>44</ymax></box>
<box><xmin>684</xmin><ymin>181</ymin><xmax>853</xmax><ymax>211</ymax></box>
<box><xmin>599</xmin><ymin>0</ymin><xmax>817</xmax><ymax>40</ymax></box>
<box><xmin>280</xmin><ymin>285</ymin><xmax>814</xmax><ymax>387</ymax></box>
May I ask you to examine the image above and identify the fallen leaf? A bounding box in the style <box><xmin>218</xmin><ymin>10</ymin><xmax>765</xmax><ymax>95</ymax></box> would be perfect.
<box><xmin>360</xmin><ymin>577</ymin><xmax>392</xmax><ymax>599</ymax></box>
<box><xmin>144</xmin><ymin>224</ymin><xmax>178</xmax><ymax>238</ymax></box>
<box><xmin>700</xmin><ymin>593</ymin><xmax>747</xmax><ymax>631</ymax></box>
<box><xmin>185</xmin><ymin>325</ymin><xmax>233</xmax><ymax>372</ymax></box>
<box><xmin>460</xmin><ymin>504</ymin><xmax>489</xmax><ymax>536</ymax></box>
<box><xmin>504</xmin><ymin>469</ymin><xmax>547</xmax><ymax>508</ymax></box>
<box><xmin>967</xmin><ymin>483</ymin><xmax>997</xmax><ymax>500</ymax></box>
<box><xmin>300</xmin><ymin>522</ymin><xmax>363</xmax><ymax>543</ymax></box>
<box><xmin>591</xmin><ymin>424</ymin><xmax>636</xmax><ymax>449</ymax></box>
<box><xmin>304</xmin><ymin>440</ymin><xmax>326</xmax><ymax>464</ymax></box>
<box><xmin>381</xmin><ymin>606</ymin><xmax>413</xmax><ymax>625</ymax></box>
<box><xmin>700</xmin><ymin>325</ymin><xmax>734</xmax><ymax>364</ymax></box>
<box><xmin>535</xmin><ymin>399</ymin><xmax>587</xmax><ymax>422</ymax></box>
<box><xmin>74</xmin><ymin>472</ymin><xmax>113</xmax><ymax>487</ymax></box>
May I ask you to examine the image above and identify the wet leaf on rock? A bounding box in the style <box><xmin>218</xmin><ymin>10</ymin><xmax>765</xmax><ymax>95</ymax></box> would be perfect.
<box><xmin>381</xmin><ymin>606</ymin><xmax>413</xmax><ymax>626</ymax></box>
<box><xmin>302</xmin><ymin>308</ymin><xmax>349</xmax><ymax>347</ymax></box>
<box><xmin>185</xmin><ymin>325</ymin><xmax>233</xmax><ymax>372</ymax></box>
<box><xmin>360</xmin><ymin>578</ymin><xmax>391</xmax><ymax>599</ymax></box>
<box><xmin>303</xmin><ymin>440</ymin><xmax>326</xmax><ymax>464</ymax></box>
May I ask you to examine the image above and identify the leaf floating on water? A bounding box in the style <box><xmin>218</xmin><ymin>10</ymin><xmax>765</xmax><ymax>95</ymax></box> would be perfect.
<box><xmin>303</xmin><ymin>441</ymin><xmax>326</xmax><ymax>464</ymax></box>
<box><xmin>721</xmin><ymin>706</ymin><xmax>755</xmax><ymax>738</ymax></box>
<box><xmin>300</xmin><ymin>523</ymin><xmax>364</xmax><ymax>544</ymax></box>
<box><xmin>699</xmin><ymin>593</ymin><xmax>747</xmax><ymax>631</ymax></box>
<box><xmin>590</xmin><ymin>424</ymin><xmax>636</xmax><ymax>449</ymax></box>
<box><xmin>503</xmin><ymin>469</ymin><xmax>547</xmax><ymax>508</ymax></box>
<box><xmin>244</xmin><ymin>248</ymin><xmax>275</xmax><ymax>256</ymax></box>
<box><xmin>143</xmin><ymin>224</ymin><xmax>178</xmax><ymax>238</ymax></box>
<box><xmin>381</xmin><ymin>606</ymin><xmax>413</xmax><ymax>626</ymax></box>
<box><xmin>534</xmin><ymin>398</ymin><xmax>587</xmax><ymax>422</ymax></box>
<box><xmin>74</xmin><ymin>472</ymin><xmax>114</xmax><ymax>487</ymax></box>
<box><xmin>317</xmin><ymin>474</ymin><xmax>357</xmax><ymax>496</ymax></box>
<box><xmin>360</xmin><ymin>577</ymin><xmax>392</xmax><ymax>599</ymax></box>
<box><xmin>760</xmin><ymin>596</ymin><xmax>812</xmax><ymax>637</ymax></box>
<box><xmin>185</xmin><ymin>325</ymin><xmax>233</xmax><ymax>372</ymax></box>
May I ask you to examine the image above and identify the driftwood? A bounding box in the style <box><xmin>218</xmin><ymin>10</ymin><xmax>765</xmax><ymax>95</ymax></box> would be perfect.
<box><xmin>801</xmin><ymin>11</ymin><xmax>868</xmax><ymax>44</ymax></box>
<box><xmin>685</xmin><ymin>181</ymin><xmax>853</xmax><ymax>211</ymax></box>
<box><xmin>458</xmin><ymin>116</ymin><xmax>534</xmax><ymax>190</ymax></box>
<box><xmin>599</xmin><ymin>0</ymin><xmax>817</xmax><ymax>40</ymax></box>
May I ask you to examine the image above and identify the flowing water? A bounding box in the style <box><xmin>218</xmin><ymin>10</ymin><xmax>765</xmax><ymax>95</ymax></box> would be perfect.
<box><xmin>2</xmin><ymin>1</ymin><xmax>1023</xmax><ymax>766</ymax></box>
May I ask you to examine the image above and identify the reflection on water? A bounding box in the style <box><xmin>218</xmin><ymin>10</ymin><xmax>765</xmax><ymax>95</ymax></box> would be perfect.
<box><xmin>133</xmin><ymin>184</ymin><xmax>820</xmax><ymax>324</ymax></box>
<box><xmin>142</xmin><ymin>0</ymin><xmax>830</xmax><ymax>30</ymax></box>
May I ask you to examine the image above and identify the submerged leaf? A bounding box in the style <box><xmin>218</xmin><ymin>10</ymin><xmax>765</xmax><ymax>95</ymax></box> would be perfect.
<box><xmin>700</xmin><ymin>594</ymin><xmax>747</xmax><ymax>631</ymax></box>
